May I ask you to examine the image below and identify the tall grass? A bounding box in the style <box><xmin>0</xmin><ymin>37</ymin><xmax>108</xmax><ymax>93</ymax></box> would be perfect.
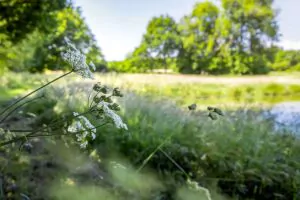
<box><xmin>0</xmin><ymin>72</ymin><xmax>300</xmax><ymax>199</ymax></box>
<box><xmin>95</xmin><ymin>93</ymin><xmax>300</xmax><ymax>199</ymax></box>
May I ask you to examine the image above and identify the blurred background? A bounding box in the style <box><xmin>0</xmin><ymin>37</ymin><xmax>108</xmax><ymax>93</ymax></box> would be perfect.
<box><xmin>1</xmin><ymin>0</ymin><xmax>300</xmax><ymax>74</ymax></box>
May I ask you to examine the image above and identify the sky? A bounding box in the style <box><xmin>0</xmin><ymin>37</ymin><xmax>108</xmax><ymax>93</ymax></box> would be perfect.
<box><xmin>73</xmin><ymin>0</ymin><xmax>300</xmax><ymax>61</ymax></box>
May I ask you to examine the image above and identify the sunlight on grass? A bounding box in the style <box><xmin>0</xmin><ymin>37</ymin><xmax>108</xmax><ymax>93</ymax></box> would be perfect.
<box><xmin>0</xmin><ymin>72</ymin><xmax>299</xmax><ymax>199</ymax></box>
<box><xmin>94</xmin><ymin>73</ymin><xmax>300</xmax><ymax>109</ymax></box>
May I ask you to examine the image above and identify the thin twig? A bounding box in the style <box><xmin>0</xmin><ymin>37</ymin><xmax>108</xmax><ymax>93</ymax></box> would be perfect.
<box><xmin>0</xmin><ymin>121</ymin><xmax>109</xmax><ymax>147</ymax></box>
<box><xmin>136</xmin><ymin>121</ymin><xmax>186</xmax><ymax>172</ymax></box>
<box><xmin>6</xmin><ymin>108</ymin><xmax>95</xmax><ymax>135</ymax></box>
<box><xmin>158</xmin><ymin>148</ymin><xmax>190</xmax><ymax>179</ymax></box>
<box><xmin>136</xmin><ymin>138</ymin><xmax>170</xmax><ymax>173</ymax></box>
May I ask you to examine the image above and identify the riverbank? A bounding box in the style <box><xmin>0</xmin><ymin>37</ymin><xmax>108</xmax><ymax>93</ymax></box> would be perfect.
<box><xmin>96</xmin><ymin>73</ymin><xmax>300</xmax><ymax>108</ymax></box>
<box><xmin>0</xmin><ymin>72</ymin><xmax>299</xmax><ymax>199</ymax></box>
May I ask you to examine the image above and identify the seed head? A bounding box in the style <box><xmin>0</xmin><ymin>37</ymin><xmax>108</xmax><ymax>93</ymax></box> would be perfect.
<box><xmin>108</xmin><ymin>103</ymin><xmax>121</xmax><ymax>111</ymax></box>
<box><xmin>188</xmin><ymin>103</ymin><xmax>197</xmax><ymax>111</ymax></box>
<box><xmin>207</xmin><ymin>106</ymin><xmax>224</xmax><ymax>116</ymax></box>
<box><xmin>100</xmin><ymin>86</ymin><xmax>109</xmax><ymax>94</ymax></box>
<box><xmin>93</xmin><ymin>82</ymin><xmax>102</xmax><ymax>92</ymax></box>
<box><xmin>208</xmin><ymin>112</ymin><xmax>218</xmax><ymax>120</ymax></box>
<box><xmin>112</xmin><ymin>87</ymin><xmax>123</xmax><ymax>97</ymax></box>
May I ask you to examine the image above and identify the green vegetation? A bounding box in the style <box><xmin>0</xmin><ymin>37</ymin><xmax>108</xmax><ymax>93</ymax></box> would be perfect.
<box><xmin>97</xmin><ymin>73</ymin><xmax>300</xmax><ymax>108</ymax></box>
<box><xmin>98</xmin><ymin>93</ymin><xmax>300</xmax><ymax>199</ymax></box>
<box><xmin>1</xmin><ymin>0</ymin><xmax>300</xmax><ymax>75</ymax></box>
<box><xmin>0</xmin><ymin>71</ymin><xmax>218</xmax><ymax>200</ymax></box>
<box><xmin>0</xmin><ymin>0</ymin><xmax>106</xmax><ymax>73</ymax></box>
<box><xmin>108</xmin><ymin>0</ymin><xmax>300</xmax><ymax>75</ymax></box>
<box><xmin>1</xmin><ymin>0</ymin><xmax>300</xmax><ymax>199</ymax></box>
<box><xmin>0</xmin><ymin>72</ymin><xmax>299</xmax><ymax>199</ymax></box>
<box><xmin>0</xmin><ymin>72</ymin><xmax>52</xmax><ymax>101</ymax></box>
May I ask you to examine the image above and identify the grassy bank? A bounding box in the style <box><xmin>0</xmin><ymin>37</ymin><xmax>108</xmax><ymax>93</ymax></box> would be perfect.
<box><xmin>96</xmin><ymin>93</ymin><xmax>300</xmax><ymax>199</ymax></box>
<box><xmin>0</xmin><ymin>72</ymin><xmax>64</xmax><ymax>102</ymax></box>
<box><xmin>0</xmin><ymin>72</ymin><xmax>300</xmax><ymax>199</ymax></box>
<box><xmin>97</xmin><ymin>73</ymin><xmax>300</xmax><ymax>108</ymax></box>
<box><xmin>3</xmin><ymin>72</ymin><xmax>300</xmax><ymax>107</ymax></box>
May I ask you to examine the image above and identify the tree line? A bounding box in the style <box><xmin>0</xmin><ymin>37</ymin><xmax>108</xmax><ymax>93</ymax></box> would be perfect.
<box><xmin>108</xmin><ymin>0</ymin><xmax>300</xmax><ymax>75</ymax></box>
<box><xmin>1</xmin><ymin>0</ymin><xmax>300</xmax><ymax>75</ymax></box>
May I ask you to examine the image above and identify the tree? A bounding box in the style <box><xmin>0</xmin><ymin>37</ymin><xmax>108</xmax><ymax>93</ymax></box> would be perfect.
<box><xmin>220</xmin><ymin>0</ymin><xmax>279</xmax><ymax>74</ymax></box>
<box><xmin>177</xmin><ymin>0</ymin><xmax>279</xmax><ymax>74</ymax></box>
<box><xmin>0</xmin><ymin>0</ymin><xmax>70</xmax><ymax>43</ymax></box>
<box><xmin>141</xmin><ymin>15</ymin><xmax>181</xmax><ymax>72</ymax></box>
<box><xmin>28</xmin><ymin>6</ymin><xmax>106</xmax><ymax>72</ymax></box>
<box><xmin>1</xmin><ymin>4</ymin><xmax>106</xmax><ymax>73</ymax></box>
<box><xmin>268</xmin><ymin>48</ymin><xmax>300</xmax><ymax>71</ymax></box>
<box><xmin>178</xmin><ymin>2</ymin><xmax>220</xmax><ymax>73</ymax></box>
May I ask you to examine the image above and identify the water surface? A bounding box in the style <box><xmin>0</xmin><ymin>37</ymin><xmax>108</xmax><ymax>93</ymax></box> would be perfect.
<box><xmin>268</xmin><ymin>101</ymin><xmax>300</xmax><ymax>136</ymax></box>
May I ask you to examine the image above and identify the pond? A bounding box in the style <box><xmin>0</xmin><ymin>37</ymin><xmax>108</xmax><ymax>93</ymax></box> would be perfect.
<box><xmin>268</xmin><ymin>101</ymin><xmax>300</xmax><ymax>136</ymax></box>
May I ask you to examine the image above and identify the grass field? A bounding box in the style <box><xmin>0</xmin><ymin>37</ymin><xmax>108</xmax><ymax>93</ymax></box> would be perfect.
<box><xmin>96</xmin><ymin>73</ymin><xmax>300</xmax><ymax>109</ymax></box>
<box><xmin>0</xmin><ymin>72</ymin><xmax>299</xmax><ymax>199</ymax></box>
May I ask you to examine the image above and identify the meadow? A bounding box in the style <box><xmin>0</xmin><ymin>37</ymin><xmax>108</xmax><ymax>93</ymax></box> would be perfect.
<box><xmin>0</xmin><ymin>72</ymin><xmax>299</xmax><ymax>200</ymax></box>
<box><xmin>97</xmin><ymin>73</ymin><xmax>300</xmax><ymax>108</ymax></box>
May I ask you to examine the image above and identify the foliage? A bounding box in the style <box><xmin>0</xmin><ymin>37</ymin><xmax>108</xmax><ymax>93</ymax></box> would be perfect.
<box><xmin>177</xmin><ymin>1</ymin><xmax>220</xmax><ymax>74</ymax></box>
<box><xmin>0</xmin><ymin>41</ymin><xmax>217</xmax><ymax>199</ymax></box>
<box><xmin>141</xmin><ymin>15</ymin><xmax>181</xmax><ymax>71</ymax></box>
<box><xmin>0</xmin><ymin>0</ymin><xmax>69</xmax><ymax>43</ymax></box>
<box><xmin>95</xmin><ymin>73</ymin><xmax>300</xmax><ymax>108</ymax></box>
<box><xmin>111</xmin><ymin>0</ymin><xmax>293</xmax><ymax>75</ymax></box>
<box><xmin>269</xmin><ymin>48</ymin><xmax>300</xmax><ymax>71</ymax></box>
<box><xmin>0</xmin><ymin>0</ymin><xmax>106</xmax><ymax>73</ymax></box>
<box><xmin>95</xmin><ymin>93</ymin><xmax>300</xmax><ymax>199</ymax></box>
<box><xmin>1</xmin><ymin>70</ymin><xmax>300</xmax><ymax>199</ymax></box>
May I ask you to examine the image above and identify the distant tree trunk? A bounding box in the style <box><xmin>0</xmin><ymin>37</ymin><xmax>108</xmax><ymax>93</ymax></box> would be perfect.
<box><xmin>163</xmin><ymin>55</ymin><xmax>167</xmax><ymax>73</ymax></box>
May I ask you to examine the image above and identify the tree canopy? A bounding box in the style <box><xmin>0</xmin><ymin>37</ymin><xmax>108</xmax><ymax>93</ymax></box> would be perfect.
<box><xmin>0</xmin><ymin>0</ymin><xmax>106</xmax><ymax>73</ymax></box>
<box><xmin>1</xmin><ymin>0</ymin><xmax>299</xmax><ymax>75</ymax></box>
<box><xmin>109</xmin><ymin>0</ymin><xmax>299</xmax><ymax>75</ymax></box>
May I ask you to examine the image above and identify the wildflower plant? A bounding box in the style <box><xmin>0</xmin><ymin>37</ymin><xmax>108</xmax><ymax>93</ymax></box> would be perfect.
<box><xmin>0</xmin><ymin>39</ymin><xmax>225</xmax><ymax>199</ymax></box>
<box><xmin>61</xmin><ymin>40</ymin><xmax>96</xmax><ymax>79</ymax></box>
<box><xmin>0</xmin><ymin>39</ymin><xmax>127</xmax><ymax>149</ymax></box>
<box><xmin>66</xmin><ymin>82</ymin><xmax>127</xmax><ymax>148</ymax></box>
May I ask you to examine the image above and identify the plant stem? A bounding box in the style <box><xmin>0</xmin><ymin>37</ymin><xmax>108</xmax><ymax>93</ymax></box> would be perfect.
<box><xmin>0</xmin><ymin>71</ymin><xmax>73</xmax><ymax>116</ymax></box>
<box><xmin>7</xmin><ymin>106</ymin><xmax>96</xmax><ymax>134</ymax></box>
<box><xmin>0</xmin><ymin>96</ymin><xmax>43</xmax><ymax>124</ymax></box>
<box><xmin>136</xmin><ymin>138</ymin><xmax>170</xmax><ymax>173</ymax></box>
<box><xmin>0</xmin><ymin>121</ymin><xmax>109</xmax><ymax>147</ymax></box>
<box><xmin>137</xmin><ymin>120</ymin><xmax>188</xmax><ymax>172</ymax></box>
<box><xmin>158</xmin><ymin>148</ymin><xmax>190</xmax><ymax>179</ymax></box>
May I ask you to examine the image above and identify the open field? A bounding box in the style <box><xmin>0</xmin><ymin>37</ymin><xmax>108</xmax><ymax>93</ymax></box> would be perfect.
<box><xmin>95</xmin><ymin>73</ymin><xmax>300</xmax><ymax>109</ymax></box>
<box><xmin>97</xmin><ymin>73</ymin><xmax>300</xmax><ymax>85</ymax></box>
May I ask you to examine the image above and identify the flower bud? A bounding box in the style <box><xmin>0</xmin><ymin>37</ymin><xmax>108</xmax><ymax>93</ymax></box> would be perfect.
<box><xmin>109</xmin><ymin>103</ymin><xmax>121</xmax><ymax>111</ymax></box>
<box><xmin>213</xmin><ymin>107</ymin><xmax>224</xmax><ymax>116</ymax></box>
<box><xmin>207</xmin><ymin>106</ymin><xmax>214</xmax><ymax>111</ymax></box>
<box><xmin>208</xmin><ymin>112</ymin><xmax>217</xmax><ymax>120</ymax></box>
<box><xmin>100</xmin><ymin>86</ymin><xmax>109</xmax><ymax>94</ymax></box>
<box><xmin>93</xmin><ymin>96</ymin><xmax>101</xmax><ymax>104</ymax></box>
<box><xmin>93</xmin><ymin>82</ymin><xmax>101</xmax><ymax>92</ymax></box>
<box><xmin>207</xmin><ymin>106</ymin><xmax>224</xmax><ymax>116</ymax></box>
<box><xmin>188</xmin><ymin>103</ymin><xmax>197</xmax><ymax>111</ymax></box>
<box><xmin>104</xmin><ymin>96</ymin><xmax>113</xmax><ymax>103</ymax></box>
<box><xmin>112</xmin><ymin>87</ymin><xmax>123</xmax><ymax>97</ymax></box>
